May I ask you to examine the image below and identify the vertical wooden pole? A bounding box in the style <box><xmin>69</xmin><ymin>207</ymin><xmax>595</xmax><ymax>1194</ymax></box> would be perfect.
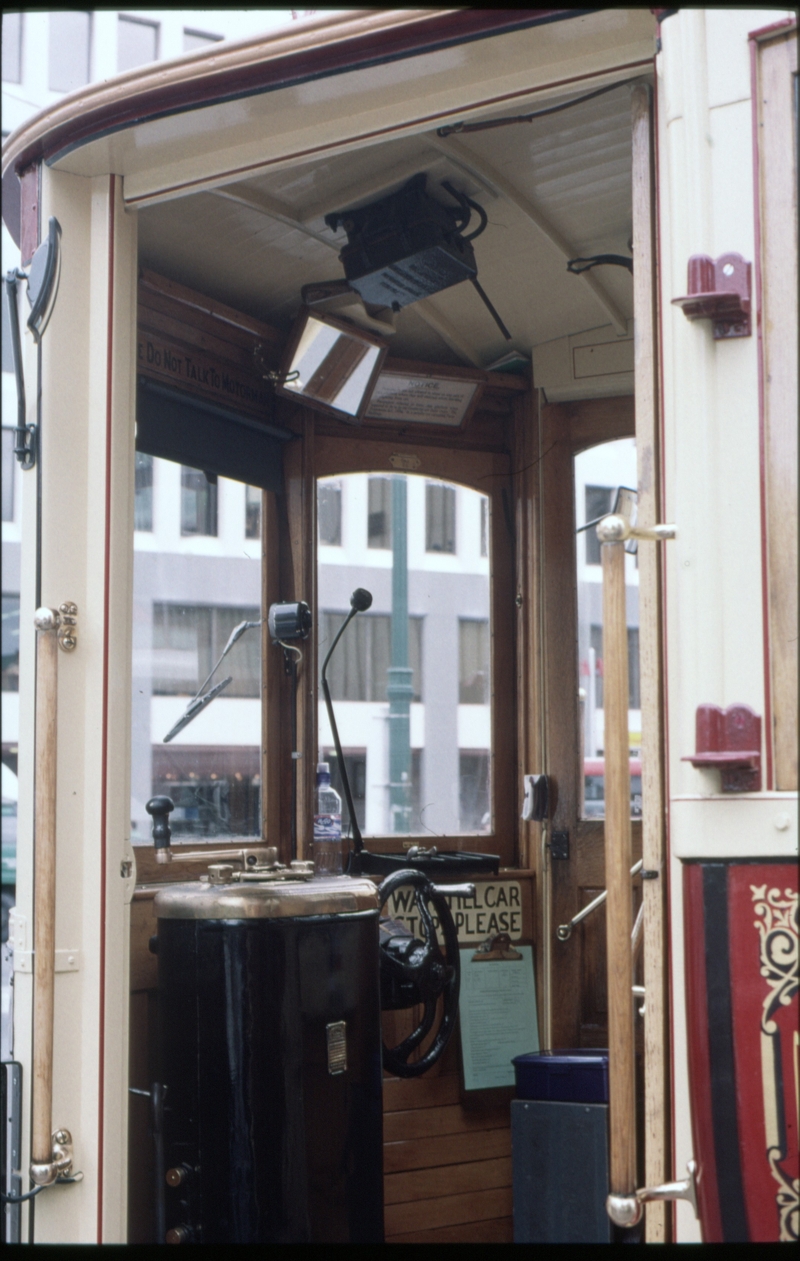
<box><xmin>631</xmin><ymin>82</ymin><xmax>670</xmax><ymax>1240</ymax></box>
<box><xmin>32</xmin><ymin>625</ymin><xmax>58</xmax><ymax>1169</ymax></box>
<box><xmin>602</xmin><ymin>540</ymin><xmax>636</xmax><ymax>1197</ymax></box>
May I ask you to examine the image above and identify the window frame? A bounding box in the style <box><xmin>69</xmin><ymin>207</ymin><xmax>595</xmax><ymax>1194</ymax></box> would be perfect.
<box><xmin>310</xmin><ymin>428</ymin><xmax>516</xmax><ymax>866</ymax></box>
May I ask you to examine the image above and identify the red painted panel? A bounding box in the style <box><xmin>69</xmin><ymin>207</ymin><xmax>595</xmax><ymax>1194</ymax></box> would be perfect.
<box><xmin>683</xmin><ymin>863</ymin><xmax>723</xmax><ymax>1242</ymax></box>
<box><xmin>728</xmin><ymin>863</ymin><xmax>798</xmax><ymax>1243</ymax></box>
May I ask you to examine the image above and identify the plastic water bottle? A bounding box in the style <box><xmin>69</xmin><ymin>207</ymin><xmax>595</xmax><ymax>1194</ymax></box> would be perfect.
<box><xmin>313</xmin><ymin>762</ymin><xmax>342</xmax><ymax>876</ymax></box>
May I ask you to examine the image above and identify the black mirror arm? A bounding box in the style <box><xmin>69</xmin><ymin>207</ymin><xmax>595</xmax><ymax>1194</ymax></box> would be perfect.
<box><xmin>320</xmin><ymin>610</ymin><xmax>364</xmax><ymax>854</ymax></box>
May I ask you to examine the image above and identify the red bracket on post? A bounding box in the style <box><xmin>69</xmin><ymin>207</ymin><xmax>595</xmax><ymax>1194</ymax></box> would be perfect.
<box><xmin>682</xmin><ymin>704</ymin><xmax>761</xmax><ymax>792</ymax></box>
<box><xmin>672</xmin><ymin>253</ymin><xmax>752</xmax><ymax>340</ymax></box>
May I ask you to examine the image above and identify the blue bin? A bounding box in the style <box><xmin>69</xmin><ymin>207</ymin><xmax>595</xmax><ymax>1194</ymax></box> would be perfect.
<box><xmin>512</xmin><ymin>1048</ymin><xmax>609</xmax><ymax>1104</ymax></box>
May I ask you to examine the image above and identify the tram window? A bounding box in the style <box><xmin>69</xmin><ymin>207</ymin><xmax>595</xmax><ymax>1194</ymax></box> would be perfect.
<box><xmin>426</xmin><ymin>482</ymin><xmax>456</xmax><ymax>553</ymax></box>
<box><xmin>181</xmin><ymin>466</ymin><xmax>217</xmax><ymax>536</ymax></box>
<box><xmin>131</xmin><ymin>455</ymin><xmax>262</xmax><ymax>845</ymax></box>
<box><xmin>134</xmin><ymin>452</ymin><xmax>153</xmax><ymax>532</ymax></box>
<box><xmin>2</xmin><ymin>429</ymin><xmax>15</xmax><ymax>521</ymax></box>
<box><xmin>575</xmin><ymin>439</ymin><xmax>641</xmax><ymax>819</ymax></box>
<box><xmin>117</xmin><ymin>16</ymin><xmax>159</xmax><ymax>73</ymax></box>
<box><xmin>2</xmin><ymin>594</ymin><xmax>19</xmax><ymax>692</ymax></box>
<box><xmin>368</xmin><ymin>477</ymin><xmax>392</xmax><ymax>549</ymax></box>
<box><xmin>48</xmin><ymin>12</ymin><xmax>91</xmax><ymax>93</ymax></box>
<box><xmin>318</xmin><ymin>481</ymin><xmax>342</xmax><ymax>546</ymax></box>
<box><xmin>317</xmin><ymin>472</ymin><xmax>490</xmax><ymax>838</ymax></box>
<box><xmin>245</xmin><ymin>486</ymin><xmax>261</xmax><ymax>540</ymax></box>
<box><xmin>2</xmin><ymin>13</ymin><xmax>22</xmax><ymax>84</ymax></box>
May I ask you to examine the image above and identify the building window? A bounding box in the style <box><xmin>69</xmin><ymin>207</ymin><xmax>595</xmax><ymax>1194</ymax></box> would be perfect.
<box><xmin>584</xmin><ymin>486</ymin><xmax>614</xmax><ymax>565</ymax></box>
<box><xmin>459</xmin><ymin>619</ymin><xmax>489</xmax><ymax>704</ymax></box>
<box><xmin>134</xmin><ymin>452</ymin><xmax>153</xmax><ymax>532</ymax></box>
<box><xmin>367</xmin><ymin>477</ymin><xmax>391</xmax><ymax>549</ymax></box>
<box><xmin>48</xmin><ymin>11</ymin><xmax>91</xmax><ymax>93</ymax></box>
<box><xmin>426</xmin><ymin>482</ymin><xmax>456</xmax><ymax>553</ymax></box>
<box><xmin>323</xmin><ymin>748</ymin><xmax>367</xmax><ymax>833</ymax></box>
<box><xmin>152</xmin><ymin>604</ymin><xmax>260</xmax><ymax>698</ymax></box>
<box><xmin>459</xmin><ymin>751</ymin><xmax>490</xmax><ymax>832</ymax></box>
<box><xmin>181</xmin><ymin>467</ymin><xmax>217</xmax><ymax>536</ymax></box>
<box><xmin>245</xmin><ymin>486</ymin><xmax>261</xmax><ymax>540</ymax></box>
<box><xmin>183</xmin><ymin>29</ymin><xmax>223</xmax><ymax>53</ymax></box>
<box><xmin>2</xmin><ymin>12</ymin><xmax>22</xmax><ymax>84</ymax></box>
<box><xmin>2</xmin><ymin>430</ymin><xmax>15</xmax><ymax>522</ymax></box>
<box><xmin>320</xmin><ymin>612</ymin><xmax>423</xmax><ymax>702</ymax></box>
<box><xmin>117</xmin><ymin>15</ymin><xmax>159</xmax><ymax>72</ymax></box>
<box><xmin>152</xmin><ymin>745</ymin><xmax>260</xmax><ymax>838</ymax></box>
<box><xmin>2</xmin><ymin>594</ymin><xmax>20</xmax><ymax>692</ymax></box>
<box><xmin>318</xmin><ymin>480</ymin><xmax>341</xmax><ymax>546</ymax></box>
<box><xmin>480</xmin><ymin>496</ymin><xmax>489</xmax><ymax>557</ymax></box>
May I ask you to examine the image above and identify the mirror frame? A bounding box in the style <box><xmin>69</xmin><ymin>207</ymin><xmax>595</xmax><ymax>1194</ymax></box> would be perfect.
<box><xmin>275</xmin><ymin>306</ymin><xmax>389</xmax><ymax>425</ymax></box>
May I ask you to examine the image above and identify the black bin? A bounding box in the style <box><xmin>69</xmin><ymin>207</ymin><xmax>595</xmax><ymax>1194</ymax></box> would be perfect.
<box><xmin>510</xmin><ymin>1049</ymin><xmax>611</xmax><ymax>1243</ymax></box>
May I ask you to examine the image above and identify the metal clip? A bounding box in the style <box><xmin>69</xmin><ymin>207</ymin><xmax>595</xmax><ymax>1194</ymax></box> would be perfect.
<box><xmin>606</xmin><ymin>1160</ymin><xmax>699</xmax><ymax>1228</ymax></box>
<box><xmin>57</xmin><ymin>602</ymin><xmax>78</xmax><ymax>652</ymax></box>
<box><xmin>30</xmin><ymin>1128</ymin><xmax>81</xmax><ymax>1187</ymax></box>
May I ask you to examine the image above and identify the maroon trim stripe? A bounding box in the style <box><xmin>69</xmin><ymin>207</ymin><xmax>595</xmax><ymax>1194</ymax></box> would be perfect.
<box><xmin>97</xmin><ymin>173</ymin><xmax>115</xmax><ymax>1244</ymax></box>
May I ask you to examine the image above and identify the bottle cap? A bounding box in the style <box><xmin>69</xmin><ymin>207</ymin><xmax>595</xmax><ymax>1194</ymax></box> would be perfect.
<box><xmin>316</xmin><ymin>762</ymin><xmax>330</xmax><ymax>776</ymax></box>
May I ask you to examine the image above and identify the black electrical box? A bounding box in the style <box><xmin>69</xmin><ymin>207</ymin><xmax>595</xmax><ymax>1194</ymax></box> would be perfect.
<box><xmin>325</xmin><ymin>174</ymin><xmax>477</xmax><ymax>310</ymax></box>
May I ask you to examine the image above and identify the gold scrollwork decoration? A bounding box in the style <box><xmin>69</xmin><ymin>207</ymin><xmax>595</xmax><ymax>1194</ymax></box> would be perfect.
<box><xmin>752</xmin><ymin>883</ymin><xmax>799</xmax><ymax>1242</ymax></box>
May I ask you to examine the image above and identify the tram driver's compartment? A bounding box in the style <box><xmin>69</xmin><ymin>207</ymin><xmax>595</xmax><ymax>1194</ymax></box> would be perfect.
<box><xmin>4</xmin><ymin>8</ymin><xmax>796</xmax><ymax>1249</ymax></box>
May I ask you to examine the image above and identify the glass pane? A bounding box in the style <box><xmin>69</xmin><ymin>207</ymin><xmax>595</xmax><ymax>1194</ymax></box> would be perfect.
<box><xmin>117</xmin><ymin>16</ymin><xmax>158</xmax><ymax>72</ymax></box>
<box><xmin>181</xmin><ymin>466</ymin><xmax>217</xmax><ymax>536</ymax></box>
<box><xmin>574</xmin><ymin>438</ymin><xmax>641</xmax><ymax>819</ymax></box>
<box><xmin>317</xmin><ymin>472</ymin><xmax>491</xmax><ymax>837</ymax></box>
<box><xmin>49</xmin><ymin>12</ymin><xmax>90</xmax><ymax>92</ymax></box>
<box><xmin>245</xmin><ymin>486</ymin><xmax>261</xmax><ymax>539</ymax></box>
<box><xmin>131</xmin><ymin>456</ymin><xmax>262</xmax><ymax>844</ymax></box>
<box><xmin>317</xmin><ymin>481</ymin><xmax>341</xmax><ymax>546</ymax></box>
<box><xmin>282</xmin><ymin>316</ymin><xmax>381</xmax><ymax>417</ymax></box>
<box><xmin>2</xmin><ymin>12</ymin><xmax>22</xmax><ymax>84</ymax></box>
<box><xmin>2</xmin><ymin>594</ymin><xmax>20</xmax><ymax>692</ymax></box>
<box><xmin>2</xmin><ymin>430</ymin><xmax>14</xmax><ymax>521</ymax></box>
<box><xmin>134</xmin><ymin>452</ymin><xmax>153</xmax><ymax>531</ymax></box>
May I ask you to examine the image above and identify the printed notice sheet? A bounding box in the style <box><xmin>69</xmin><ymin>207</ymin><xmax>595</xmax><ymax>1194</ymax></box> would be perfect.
<box><xmin>458</xmin><ymin>945</ymin><xmax>539</xmax><ymax>1091</ymax></box>
<box><xmin>366</xmin><ymin>374</ymin><xmax>478</xmax><ymax>425</ymax></box>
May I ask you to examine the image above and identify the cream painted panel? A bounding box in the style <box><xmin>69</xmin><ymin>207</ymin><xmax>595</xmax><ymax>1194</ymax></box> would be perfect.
<box><xmin>670</xmin><ymin>795</ymin><xmax>798</xmax><ymax>860</ymax></box>
<box><xmin>705</xmin><ymin>8</ymin><xmax>794</xmax><ymax>107</ymax></box>
<box><xmin>24</xmin><ymin>169</ymin><xmax>138</xmax><ymax>1244</ymax></box>
<box><xmin>41</xmin><ymin>13</ymin><xmax>656</xmax><ymax>201</ymax></box>
<box><xmin>708</xmin><ymin>99</ymin><xmax>755</xmax><ymax>257</ymax></box>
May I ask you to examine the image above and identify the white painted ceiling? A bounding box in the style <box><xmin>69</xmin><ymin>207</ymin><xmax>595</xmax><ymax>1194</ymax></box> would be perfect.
<box><xmin>137</xmin><ymin>78</ymin><xmax>638</xmax><ymax>368</ymax></box>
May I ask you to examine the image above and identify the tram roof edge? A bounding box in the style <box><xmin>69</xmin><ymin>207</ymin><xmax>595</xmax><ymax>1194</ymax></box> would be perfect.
<box><xmin>0</xmin><ymin>8</ymin><xmax>590</xmax><ymax>182</ymax></box>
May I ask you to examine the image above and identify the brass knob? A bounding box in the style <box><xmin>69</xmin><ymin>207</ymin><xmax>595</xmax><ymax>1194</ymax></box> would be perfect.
<box><xmin>165</xmin><ymin>1167</ymin><xmax>185</xmax><ymax>1187</ymax></box>
<box><xmin>166</xmin><ymin>1226</ymin><xmax>190</xmax><ymax>1244</ymax></box>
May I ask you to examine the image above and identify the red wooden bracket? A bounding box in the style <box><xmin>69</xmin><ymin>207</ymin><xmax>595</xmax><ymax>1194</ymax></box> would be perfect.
<box><xmin>672</xmin><ymin>253</ymin><xmax>752</xmax><ymax>340</ymax></box>
<box><xmin>682</xmin><ymin>704</ymin><xmax>761</xmax><ymax>792</ymax></box>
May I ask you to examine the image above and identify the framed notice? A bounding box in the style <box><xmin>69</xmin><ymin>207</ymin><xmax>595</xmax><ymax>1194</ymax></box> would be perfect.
<box><xmin>365</xmin><ymin>362</ymin><xmax>485</xmax><ymax>428</ymax></box>
<box><xmin>458</xmin><ymin>944</ymin><xmax>539</xmax><ymax>1091</ymax></box>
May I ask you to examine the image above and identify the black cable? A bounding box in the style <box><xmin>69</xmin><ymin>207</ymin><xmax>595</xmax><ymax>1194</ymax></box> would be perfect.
<box><xmin>2</xmin><ymin>1184</ymin><xmax>45</xmax><ymax>1204</ymax></box>
<box><xmin>437</xmin><ymin>79</ymin><xmax>632</xmax><ymax>137</ymax></box>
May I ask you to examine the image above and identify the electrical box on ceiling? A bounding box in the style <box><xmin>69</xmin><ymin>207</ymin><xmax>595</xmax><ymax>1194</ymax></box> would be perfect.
<box><xmin>325</xmin><ymin>173</ymin><xmax>478</xmax><ymax>311</ymax></box>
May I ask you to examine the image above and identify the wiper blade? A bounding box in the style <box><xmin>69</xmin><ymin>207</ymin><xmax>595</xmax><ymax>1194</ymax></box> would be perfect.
<box><xmin>163</xmin><ymin>676</ymin><xmax>233</xmax><ymax>744</ymax></box>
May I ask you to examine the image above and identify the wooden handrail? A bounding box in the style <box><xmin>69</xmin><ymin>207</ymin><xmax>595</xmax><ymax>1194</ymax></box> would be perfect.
<box><xmin>601</xmin><ymin>540</ymin><xmax>637</xmax><ymax>1203</ymax></box>
<box><xmin>30</xmin><ymin>607</ymin><xmax>75</xmax><ymax>1187</ymax></box>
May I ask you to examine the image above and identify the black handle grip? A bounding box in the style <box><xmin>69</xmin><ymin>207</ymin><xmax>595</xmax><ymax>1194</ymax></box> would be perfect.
<box><xmin>146</xmin><ymin>796</ymin><xmax>174</xmax><ymax>849</ymax></box>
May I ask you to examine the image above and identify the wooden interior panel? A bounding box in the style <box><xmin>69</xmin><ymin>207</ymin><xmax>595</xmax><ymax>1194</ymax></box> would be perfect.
<box><xmin>758</xmin><ymin>31</ymin><xmax>798</xmax><ymax>790</ymax></box>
